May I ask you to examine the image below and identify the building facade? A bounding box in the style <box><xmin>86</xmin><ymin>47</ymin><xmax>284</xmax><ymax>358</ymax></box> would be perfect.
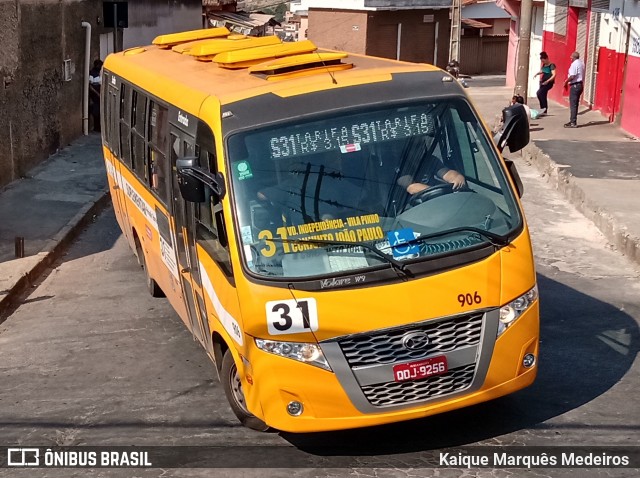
<box><xmin>294</xmin><ymin>0</ymin><xmax>453</xmax><ymax>69</ymax></box>
<box><xmin>500</xmin><ymin>0</ymin><xmax>640</xmax><ymax>137</ymax></box>
<box><xmin>100</xmin><ymin>0</ymin><xmax>203</xmax><ymax>60</ymax></box>
<box><xmin>498</xmin><ymin>0</ymin><xmax>546</xmax><ymax>98</ymax></box>
<box><xmin>541</xmin><ymin>0</ymin><xmax>639</xmax><ymax>136</ymax></box>
<box><xmin>0</xmin><ymin>0</ymin><xmax>102</xmax><ymax>188</ymax></box>
<box><xmin>0</xmin><ymin>0</ymin><xmax>201</xmax><ymax>190</ymax></box>
<box><xmin>459</xmin><ymin>0</ymin><xmax>511</xmax><ymax>74</ymax></box>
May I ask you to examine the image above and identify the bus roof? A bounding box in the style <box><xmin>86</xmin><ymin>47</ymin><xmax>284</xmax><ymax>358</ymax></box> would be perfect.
<box><xmin>103</xmin><ymin>32</ymin><xmax>446</xmax><ymax>109</ymax></box>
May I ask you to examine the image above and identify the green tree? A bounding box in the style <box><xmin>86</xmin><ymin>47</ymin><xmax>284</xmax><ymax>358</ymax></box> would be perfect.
<box><xmin>263</xmin><ymin>3</ymin><xmax>287</xmax><ymax>23</ymax></box>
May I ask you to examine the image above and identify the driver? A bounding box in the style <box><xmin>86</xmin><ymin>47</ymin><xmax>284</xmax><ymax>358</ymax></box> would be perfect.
<box><xmin>397</xmin><ymin>162</ymin><xmax>467</xmax><ymax>195</ymax></box>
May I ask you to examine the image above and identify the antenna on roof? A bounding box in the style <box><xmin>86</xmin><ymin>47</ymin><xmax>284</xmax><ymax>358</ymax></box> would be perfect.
<box><xmin>315</xmin><ymin>50</ymin><xmax>338</xmax><ymax>85</ymax></box>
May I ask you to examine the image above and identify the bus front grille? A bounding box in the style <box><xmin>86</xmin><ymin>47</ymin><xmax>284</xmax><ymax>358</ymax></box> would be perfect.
<box><xmin>360</xmin><ymin>364</ymin><xmax>476</xmax><ymax>407</ymax></box>
<box><xmin>337</xmin><ymin>312</ymin><xmax>483</xmax><ymax>368</ymax></box>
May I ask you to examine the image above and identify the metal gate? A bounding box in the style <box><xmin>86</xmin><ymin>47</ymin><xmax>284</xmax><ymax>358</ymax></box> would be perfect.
<box><xmin>585</xmin><ymin>12</ymin><xmax>600</xmax><ymax>105</ymax></box>
<box><xmin>576</xmin><ymin>9</ymin><xmax>588</xmax><ymax>61</ymax></box>
<box><xmin>459</xmin><ymin>36</ymin><xmax>508</xmax><ymax>75</ymax></box>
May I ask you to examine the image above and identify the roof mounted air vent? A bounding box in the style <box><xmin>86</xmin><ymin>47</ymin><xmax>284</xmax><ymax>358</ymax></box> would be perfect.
<box><xmin>249</xmin><ymin>52</ymin><xmax>352</xmax><ymax>80</ymax></box>
<box><xmin>214</xmin><ymin>40</ymin><xmax>318</xmax><ymax>69</ymax></box>
<box><xmin>152</xmin><ymin>27</ymin><xmax>230</xmax><ymax>49</ymax></box>
<box><xmin>186</xmin><ymin>35</ymin><xmax>282</xmax><ymax>61</ymax></box>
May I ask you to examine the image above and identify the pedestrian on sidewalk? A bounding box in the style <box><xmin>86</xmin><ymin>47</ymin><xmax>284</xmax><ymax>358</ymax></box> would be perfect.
<box><xmin>563</xmin><ymin>51</ymin><xmax>585</xmax><ymax>128</ymax></box>
<box><xmin>533</xmin><ymin>51</ymin><xmax>556</xmax><ymax>116</ymax></box>
<box><xmin>89</xmin><ymin>59</ymin><xmax>103</xmax><ymax>133</ymax></box>
<box><xmin>511</xmin><ymin>95</ymin><xmax>539</xmax><ymax>123</ymax></box>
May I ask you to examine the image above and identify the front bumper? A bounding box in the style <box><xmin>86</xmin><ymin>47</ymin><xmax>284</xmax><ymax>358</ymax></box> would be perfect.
<box><xmin>243</xmin><ymin>303</ymin><xmax>539</xmax><ymax>433</ymax></box>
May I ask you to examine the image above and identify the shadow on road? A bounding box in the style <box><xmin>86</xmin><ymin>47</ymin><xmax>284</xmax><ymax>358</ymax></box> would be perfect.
<box><xmin>464</xmin><ymin>77</ymin><xmax>507</xmax><ymax>88</ymax></box>
<box><xmin>281</xmin><ymin>273</ymin><xmax>639</xmax><ymax>454</ymax></box>
<box><xmin>61</xmin><ymin>205</ymin><xmax>120</xmax><ymax>263</ymax></box>
<box><xmin>579</xmin><ymin>120</ymin><xmax>612</xmax><ymax>128</ymax></box>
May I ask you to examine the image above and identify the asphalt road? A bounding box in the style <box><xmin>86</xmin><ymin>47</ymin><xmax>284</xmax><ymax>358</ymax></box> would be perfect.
<box><xmin>0</xmin><ymin>160</ymin><xmax>638</xmax><ymax>477</ymax></box>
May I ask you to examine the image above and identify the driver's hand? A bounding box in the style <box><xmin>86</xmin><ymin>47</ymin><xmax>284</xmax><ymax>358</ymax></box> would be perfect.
<box><xmin>407</xmin><ymin>183</ymin><xmax>429</xmax><ymax>195</ymax></box>
<box><xmin>443</xmin><ymin>170</ymin><xmax>467</xmax><ymax>190</ymax></box>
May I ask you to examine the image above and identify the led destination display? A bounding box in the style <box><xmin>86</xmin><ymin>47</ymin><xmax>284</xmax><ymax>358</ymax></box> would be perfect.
<box><xmin>268</xmin><ymin>109</ymin><xmax>435</xmax><ymax>159</ymax></box>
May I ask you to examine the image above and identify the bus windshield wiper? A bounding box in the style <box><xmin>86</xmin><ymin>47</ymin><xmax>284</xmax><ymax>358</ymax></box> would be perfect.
<box><xmin>269</xmin><ymin>237</ymin><xmax>411</xmax><ymax>274</ymax></box>
<box><xmin>404</xmin><ymin>227</ymin><xmax>510</xmax><ymax>247</ymax></box>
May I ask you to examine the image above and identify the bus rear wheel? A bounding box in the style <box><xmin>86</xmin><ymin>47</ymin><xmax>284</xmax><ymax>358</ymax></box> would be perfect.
<box><xmin>136</xmin><ymin>244</ymin><xmax>164</xmax><ymax>298</ymax></box>
<box><xmin>221</xmin><ymin>349</ymin><xmax>269</xmax><ymax>432</ymax></box>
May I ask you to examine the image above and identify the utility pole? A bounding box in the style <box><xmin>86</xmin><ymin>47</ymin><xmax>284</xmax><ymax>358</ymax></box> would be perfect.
<box><xmin>113</xmin><ymin>3</ymin><xmax>119</xmax><ymax>53</ymax></box>
<box><xmin>449</xmin><ymin>0</ymin><xmax>462</xmax><ymax>63</ymax></box>
<box><xmin>514</xmin><ymin>0</ymin><xmax>533</xmax><ymax>99</ymax></box>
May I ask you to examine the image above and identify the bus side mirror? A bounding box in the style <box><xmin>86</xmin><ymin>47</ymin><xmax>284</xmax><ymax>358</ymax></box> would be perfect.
<box><xmin>176</xmin><ymin>158</ymin><xmax>205</xmax><ymax>203</ymax></box>
<box><xmin>176</xmin><ymin>157</ymin><xmax>226</xmax><ymax>203</ymax></box>
<box><xmin>504</xmin><ymin>159</ymin><xmax>524</xmax><ymax>198</ymax></box>
<box><xmin>494</xmin><ymin>104</ymin><xmax>530</xmax><ymax>153</ymax></box>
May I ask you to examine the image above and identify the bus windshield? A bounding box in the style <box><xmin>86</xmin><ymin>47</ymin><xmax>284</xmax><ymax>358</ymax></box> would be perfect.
<box><xmin>227</xmin><ymin>98</ymin><xmax>521</xmax><ymax>279</ymax></box>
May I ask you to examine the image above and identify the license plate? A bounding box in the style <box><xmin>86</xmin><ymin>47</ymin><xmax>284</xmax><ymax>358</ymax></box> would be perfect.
<box><xmin>392</xmin><ymin>355</ymin><xmax>448</xmax><ymax>382</ymax></box>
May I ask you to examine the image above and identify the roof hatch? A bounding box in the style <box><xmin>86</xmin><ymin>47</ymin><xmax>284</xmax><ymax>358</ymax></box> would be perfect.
<box><xmin>249</xmin><ymin>52</ymin><xmax>353</xmax><ymax>80</ymax></box>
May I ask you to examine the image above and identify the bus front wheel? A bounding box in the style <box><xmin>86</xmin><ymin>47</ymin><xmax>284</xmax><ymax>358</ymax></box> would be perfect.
<box><xmin>221</xmin><ymin>349</ymin><xmax>269</xmax><ymax>432</ymax></box>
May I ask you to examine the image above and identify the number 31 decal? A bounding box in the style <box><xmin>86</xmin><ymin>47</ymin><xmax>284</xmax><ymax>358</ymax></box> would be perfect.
<box><xmin>266</xmin><ymin>298</ymin><xmax>318</xmax><ymax>335</ymax></box>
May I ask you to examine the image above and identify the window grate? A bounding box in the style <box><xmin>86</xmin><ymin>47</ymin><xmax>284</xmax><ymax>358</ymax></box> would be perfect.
<box><xmin>554</xmin><ymin>0</ymin><xmax>568</xmax><ymax>36</ymax></box>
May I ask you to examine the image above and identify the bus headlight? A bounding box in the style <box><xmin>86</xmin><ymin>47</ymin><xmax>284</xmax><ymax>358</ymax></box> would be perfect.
<box><xmin>255</xmin><ymin>339</ymin><xmax>332</xmax><ymax>371</ymax></box>
<box><xmin>498</xmin><ymin>285</ymin><xmax>538</xmax><ymax>336</ymax></box>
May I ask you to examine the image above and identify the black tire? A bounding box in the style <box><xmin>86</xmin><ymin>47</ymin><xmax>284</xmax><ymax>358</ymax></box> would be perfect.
<box><xmin>137</xmin><ymin>245</ymin><xmax>165</xmax><ymax>298</ymax></box>
<box><xmin>221</xmin><ymin>349</ymin><xmax>269</xmax><ymax>432</ymax></box>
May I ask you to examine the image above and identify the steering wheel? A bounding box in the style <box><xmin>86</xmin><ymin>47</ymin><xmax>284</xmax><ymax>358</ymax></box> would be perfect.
<box><xmin>409</xmin><ymin>183</ymin><xmax>455</xmax><ymax>206</ymax></box>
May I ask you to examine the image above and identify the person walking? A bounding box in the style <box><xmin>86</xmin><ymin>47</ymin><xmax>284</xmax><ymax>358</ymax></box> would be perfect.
<box><xmin>563</xmin><ymin>51</ymin><xmax>585</xmax><ymax>128</ymax></box>
<box><xmin>533</xmin><ymin>51</ymin><xmax>556</xmax><ymax>115</ymax></box>
<box><xmin>89</xmin><ymin>59</ymin><xmax>103</xmax><ymax>132</ymax></box>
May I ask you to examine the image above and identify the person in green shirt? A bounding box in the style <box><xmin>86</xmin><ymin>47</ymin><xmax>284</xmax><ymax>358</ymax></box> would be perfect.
<box><xmin>533</xmin><ymin>51</ymin><xmax>556</xmax><ymax>115</ymax></box>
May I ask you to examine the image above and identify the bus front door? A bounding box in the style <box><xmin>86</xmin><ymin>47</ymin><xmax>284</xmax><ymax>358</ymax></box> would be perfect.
<box><xmin>170</xmin><ymin>131</ymin><xmax>212</xmax><ymax>351</ymax></box>
<box><xmin>105</xmin><ymin>77</ymin><xmax>131</xmax><ymax>243</ymax></box>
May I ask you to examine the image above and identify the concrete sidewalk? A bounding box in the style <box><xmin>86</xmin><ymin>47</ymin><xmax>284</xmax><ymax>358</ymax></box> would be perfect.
<box><xmin>467</xmin><ymin>76</ymin><xmax>640</xmax><ymax>266</ymax></box>
<box><xmin>1</xmin><ymin>77</ymin><xmax>639</xmax><ymax>314</ymax></box>
<box><xmin>0</xmin><ymin>133</ymin><xmax>109</xmax><ymax>313</ymax></box>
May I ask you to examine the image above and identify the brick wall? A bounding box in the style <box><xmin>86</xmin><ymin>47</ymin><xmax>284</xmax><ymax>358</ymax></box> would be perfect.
<box><xmin>0</xmin><ymin>0</ymin><xmax>102</xmax><ymax>188</ymax></box>
<box><xmin>309</xmin><ymin>9</ymin><xmax>369</xmax><ymax>53</ymax></box>
<box><xmin>309</xmin><ymin>8</ymin><xmax>451</xmax><ymax>69</ymax></box>
<box><xmin>0</xmin><ymin>0</ymin><xmax>202</xmax><ymax>189</ymax></box>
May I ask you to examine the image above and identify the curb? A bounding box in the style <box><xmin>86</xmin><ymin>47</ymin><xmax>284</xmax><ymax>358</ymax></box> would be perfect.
<box><xmin>519</xmin><ymin>141</ymin><xmax>640</xmax><ymax>267</ymax></box>
<box><xmin>0</xmin><ymin>189</ymin><xmax>111</xmax><ymax>315</ymax></box>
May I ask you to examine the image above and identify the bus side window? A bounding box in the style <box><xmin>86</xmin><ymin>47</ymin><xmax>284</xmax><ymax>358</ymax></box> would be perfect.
<box><xmin>102</xmin><ymin>72</ymin><xmax>109</xmax><ymax>147</ymax></box>
<box><xmin>450</xmin><ymin>108</ymin><xmax>495</xmax><ymax>186</ymax></box>
<box><xmin>148</xmin><ymin>100</ymin><xmax>169</xmax><ymax>204</ymax></box>
<box><xmin>119</xmin><ymin>83</ymin><xmax>132</xmax><ymax>168</ymax></box>
<box><xmin>104</xmin><ymin>74</ymin><xmax>118</xmax><ymax>153</ymax></box>
<box><xmin>195</xmin><ymin>120</ymin><xmax>232</xmax><ymax>280</ymax></box>
<box><xmin>131</xmin><ymin>89</ymin><xmax>147</xmax><ymax>181</ymax></box>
